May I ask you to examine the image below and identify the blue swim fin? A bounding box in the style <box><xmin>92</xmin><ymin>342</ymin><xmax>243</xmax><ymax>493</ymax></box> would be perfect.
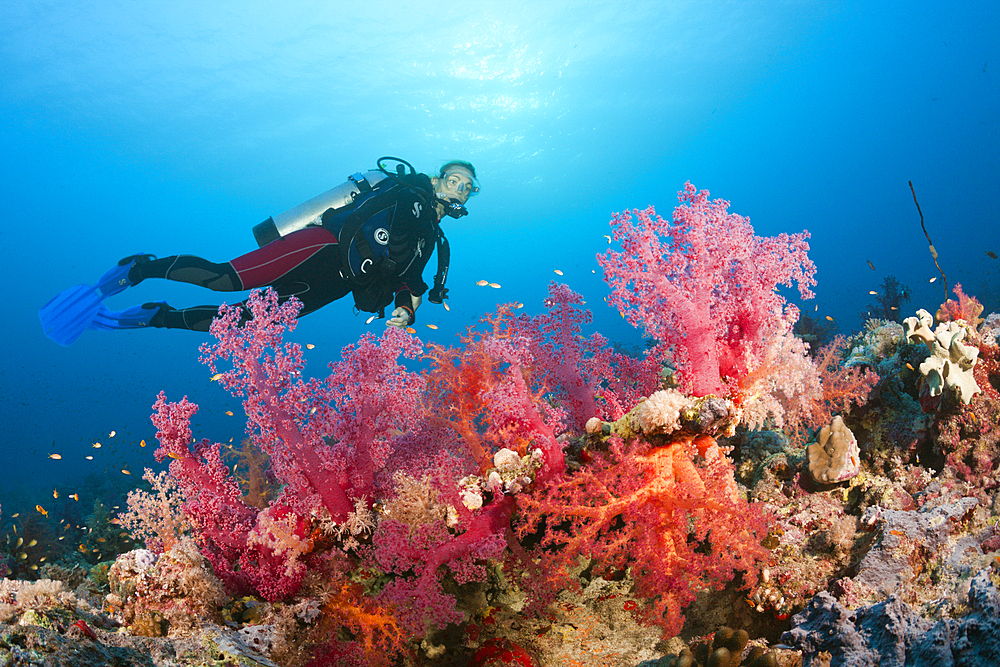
<box><xmin>89</xmin><ymin>303</ymin><xmax>166</xmax><ymax>330</ymax></box>
<box><xmin>38</xmin><ymin>284</ymin><xmax>104</xmax><ymax>347</ymax></box>
<box><xmin>38</xmin><ymin>254</ymin><xmax>150</xmax><ymax>346</ymax></box>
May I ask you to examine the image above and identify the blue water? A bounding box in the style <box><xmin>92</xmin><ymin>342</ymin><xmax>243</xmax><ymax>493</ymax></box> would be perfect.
<box><xmin>1</xmin><ymin>1</ymin><xmax>997</xmax><ymax>499</ymax></box>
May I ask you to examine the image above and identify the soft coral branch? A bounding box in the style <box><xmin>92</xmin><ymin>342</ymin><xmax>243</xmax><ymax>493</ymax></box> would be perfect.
<box><xmin>599</xmin><ymin>183</ymin><xmax>816</xmax><ymax>397</ymax></box>
<box><xmin>516</xmin><ymin>432</ymin><xmax>771</xmax><ymax>636</ymax></box>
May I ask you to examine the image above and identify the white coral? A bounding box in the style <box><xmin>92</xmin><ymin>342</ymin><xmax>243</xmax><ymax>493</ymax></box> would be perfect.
<box><xmin>905</xmin><ymin>312</ymin><xmax>982</xmax><ymax>405</ymax></box>
<box><xmin>636</xmin><ymin>389</ymin><xmax>692</xmax><ymax>434</ymax></box>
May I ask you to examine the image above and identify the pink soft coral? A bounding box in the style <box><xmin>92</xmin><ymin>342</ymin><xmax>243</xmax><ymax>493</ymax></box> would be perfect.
<box><xmin>511</xmin><ymin>282</ymin><xmax>660</xmax><ymax>428</ymax></box>
<box><xmin>598</xmin><ymin>183</ymin><xmax>816</xmax><ymax>397</ymax></box>
<box><xmin>152</xmin><ymin>288</ymin><xmax>426</xmax><ymax>601</ymax></box>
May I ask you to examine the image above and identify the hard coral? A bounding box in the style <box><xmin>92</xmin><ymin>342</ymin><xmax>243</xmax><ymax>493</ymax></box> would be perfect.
<box><xmin>806</xmin><ymin>416</ymin><xmax>861</xmax><ymax>485</ymax></box>
<box><xmin>904</xmin><ymin>309</ymin><xmax>983</xmax><ymax>406</ymax></box>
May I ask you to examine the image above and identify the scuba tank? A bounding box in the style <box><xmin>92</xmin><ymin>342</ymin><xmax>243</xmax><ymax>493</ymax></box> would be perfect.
<box><xmin>251</xmin><ymin>170</ymin><xmax>389</xmax><ymax>248</ymax></box>
<box><xmin>250</xmin><ymin>157</ymin><xmax>453</xmax><ymax>316</ymax></box>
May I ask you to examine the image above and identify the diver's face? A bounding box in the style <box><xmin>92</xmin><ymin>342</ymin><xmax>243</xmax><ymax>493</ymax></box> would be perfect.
<box><xmin>434</xmin><ymin>167</ymin><xmax>477</xmax><ymax>205</ymax></box>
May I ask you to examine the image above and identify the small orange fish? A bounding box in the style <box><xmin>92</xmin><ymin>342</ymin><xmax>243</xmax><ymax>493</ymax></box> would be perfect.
<box><xmin>210</xmin><ymin>373</ymin><xmax>224</xmax><ymax>382</ymax></box>
<box><xmin>225</xmin><ymin>411</ymin><xmax>234</xmax><ymax>416</ymax></box>
<box><xmin>476</xmin><ymin>280</ymin><xmax>489</xmax><ymax>286</ymax></box>
<box><xmin>96</xmin><ymin>537</ymin><xmax>106</xmax><ymax>543</ymax></box>
<box><xmin>48</xmin><ymin>453</ymin><xmax>62</xmax><ymax>460</ymax></box>
<box><xmin>109</xmin><ymin>430</ymin><xmax>116</xmax><ymax>437</ymax></box>
<box><xmin>869</xmin><ymin>291</ymin><xmax>877</xmax><ymax>295</ymax></box>
<box><xmin>168</xmin><ymin>452</ymin><xmax>183</xmax><ymax>460</ymax></box>
<box><xmin>121</xmin><ymin>469</ymin><xmax>131</xmax><ymax>475</ymax></box>
<box><xmin>140</xmin><ymin>439</ymin><xmax>147</xmax><ymax>447</ymax></box>
<box><xmin>889</xmin><ymin>530</ymin><xmax>904</xmax><ymax>536</ymax></box>
<box><xmin>906</xmin><ymin>363</ymin><xmax>915</xmax><ymax>371</ymax></box>
<box><xmin>306</xmin><ymin>343</ymin><xmax>315</xmax><ymax>349</ymax></box>
<box><xmin>554</xmin><ymin>269</ymin><xmax>563</xmax><ymax>275</ymax></box>
<box><xmin>489</xmin><ymin>282</ymin><xmax>501</xmax><ymax>288</ymax></box>
<box><xmin>929</xmin><ymin>276</ymin><xmax>937</xmax><ymax>283</ymax></box>
<box><xmin>405</xmin><ymin>327</ymin><xmax>416</xmax><ymax>334</ymax></box>
<box><xmin>92</xmin><ymin>442</ymin><xmax>101</xmax><ymax>449</ymax></box>
<box><xmin>826</xmin><ymin>316</ymin><xmax>834</xmax><ymax>322</ymax></box>
<box><xmin>70</xmin><ymin>493</ymin><xmax>79</xmax><ymax>501</ymax></box>
<box><xmin>426</xmin><ymin>324</ymin><xmax>438</xmax><ymax>329</ymax></box>
<box><xmin>85</xmin><ymin>455</ymin><xmax>93</xmax><ymax>460</ymax></box>
<box><xmin>36</xmin><ymin>505</ymin><xmax>47</xmax><ymax>517</ymax></box>
<box><xmin>604</xmin><ymin>235</ymin><xmax>612</xmax><ymax>243</ymax></box>
<box><xmin>53</xmin><ymin>489</ymin><xmax>58</xmax><ymax>499</ymax></box>
<box><xmin>443</xmin><ymin>302</ymin><xmax>450</xmax><ymax>312</ymax></box>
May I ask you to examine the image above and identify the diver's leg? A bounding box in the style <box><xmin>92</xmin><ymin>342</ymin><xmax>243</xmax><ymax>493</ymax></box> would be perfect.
<box><xmin>129</xmin><ymin>227</ymin><xmax>339</xmax><ymax>292</ymax></box>
<box><xmin>117</xmin><ymin>228</ymin><xmax>344</xmax><ymax>332</ymax></box>
<box><xmin>129</xmin><ymin>255</ymin><xmax>243</xmax><ymax>291</ymax></box>
<box><xmin>148</xmin><ymin>304</ymin><xmax>224</xmax><ymax>332</ymax></box>
<box><xmin>151</xmin><ymin>245</ymin><xmax>352</xmax><ymax>332</ymax></box>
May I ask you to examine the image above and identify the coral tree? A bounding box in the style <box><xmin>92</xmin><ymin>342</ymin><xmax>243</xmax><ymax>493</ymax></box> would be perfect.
<box><xmin>598</xmin><ymin>182</ymin><xmax>817</xmax><ymax>397</ymax></box>
<box><xmin>135</xmin><ymin>179</ymin><xmax>835</xmax><ymax>663</ymax></box>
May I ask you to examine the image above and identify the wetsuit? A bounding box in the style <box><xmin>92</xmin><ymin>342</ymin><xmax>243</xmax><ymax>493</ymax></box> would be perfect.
<box><xmin>132</xmin><ymin>175</ymin><xmax>442</xmax><ymax>331</ymax></box>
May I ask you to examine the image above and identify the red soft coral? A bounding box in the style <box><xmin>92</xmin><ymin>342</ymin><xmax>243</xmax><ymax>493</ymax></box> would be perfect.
<box><xmin>598</xmin><ymin>183</ymin><xmax>816</xmax><ymax>397</ymax></box>
<box><xmin>152</xmin><ymin>289</ymin><xmax>427</xmax><ymax>601</ymax></box>
<box><xmin>933</xmin><ymin>342</ymin><xmax>1000</xmax><ymax>500</ymax></box>
<box><xmin>936</xmin><ymin>283</ymin><xmax>985</xmax><ymax>330</ymax></box>
<box><xmin>516</xmin><ymin>432</ymin><xmax>771</xmax><ymax>637</ymax></box>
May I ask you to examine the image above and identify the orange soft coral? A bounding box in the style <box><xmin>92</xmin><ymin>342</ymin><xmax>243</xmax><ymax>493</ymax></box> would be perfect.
<box><xmin>516</xmin><ymin>432</ymin><xmax>771</xmax><ymax>637</ymax></box>
<box><xmin>312</xmin><ymin>581</ymin><xmax>407</xmax><ymax>667</ymax></box>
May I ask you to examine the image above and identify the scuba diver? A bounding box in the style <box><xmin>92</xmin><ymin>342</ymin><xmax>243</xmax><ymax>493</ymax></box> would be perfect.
<box><xmin>39</xmin><ymin>158</ymin><xmax>479</xmax><ymax>346</ymax></box>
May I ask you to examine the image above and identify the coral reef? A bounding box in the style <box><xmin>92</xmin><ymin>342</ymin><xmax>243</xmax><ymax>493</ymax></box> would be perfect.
<box><xmin>6</xmin><ymin>185</ymin><xmax>1000</xmax><ymax>666</ymax></box>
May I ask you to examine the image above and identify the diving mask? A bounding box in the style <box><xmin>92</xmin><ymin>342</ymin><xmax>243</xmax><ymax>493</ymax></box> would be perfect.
<box><xmin>441</xmin><ymin>171</ymin><xmax>480</xmax><ymax>198</ymax></box>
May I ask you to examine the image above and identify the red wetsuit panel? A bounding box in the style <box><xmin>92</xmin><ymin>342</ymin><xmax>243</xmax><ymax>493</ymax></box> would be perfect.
<box><xmin>230</xmin><ymin>226</ymin><xmax>338</xmax><ymax>289</ymax></box>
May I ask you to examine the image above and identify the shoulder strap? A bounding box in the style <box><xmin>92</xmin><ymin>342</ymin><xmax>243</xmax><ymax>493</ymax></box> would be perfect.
<box><xmin>427</xmin><ymin>219</ymin><xmax>450</xmax><ymax>304</ymax></box>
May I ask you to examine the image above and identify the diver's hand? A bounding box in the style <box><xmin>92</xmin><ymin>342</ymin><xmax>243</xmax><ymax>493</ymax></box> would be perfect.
<box><xmin>386</xmin><ymin>294</ymin><xmax>421</xmax><ymax>328</ymax></box>
<box><xmin>386</xmin><ymin>307</ymin><xmax>414</xmax><ymax>328</ymax></box>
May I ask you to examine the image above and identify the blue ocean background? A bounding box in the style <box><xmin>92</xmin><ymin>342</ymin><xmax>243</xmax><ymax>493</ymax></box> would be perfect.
<box><xmin>1</xmin><ymin>1</ymin><xmax>997</xmax><ymax>505</ymax></box>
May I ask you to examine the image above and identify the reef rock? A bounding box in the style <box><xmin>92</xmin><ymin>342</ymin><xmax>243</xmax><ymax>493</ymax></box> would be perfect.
<box><xmin>781</xmin><ymin>568</ymin><xmax>1000</xmax><ymax>666</ymax></box>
